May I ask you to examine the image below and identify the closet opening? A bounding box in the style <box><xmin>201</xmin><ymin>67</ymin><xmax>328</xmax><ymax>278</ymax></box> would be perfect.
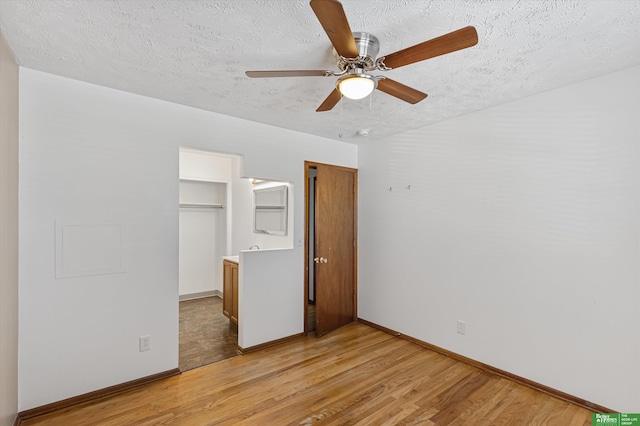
<box><xmin>178</xmin><ymin>147</ymin><xmax>239</xmax><ymax>371</ymax></box>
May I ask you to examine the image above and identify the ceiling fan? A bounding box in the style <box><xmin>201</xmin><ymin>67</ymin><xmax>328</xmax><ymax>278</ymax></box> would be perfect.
<box><xmin>245</xmin><ymin>0</ymin><xmax>478</xmax><ymax>112</ymax></box>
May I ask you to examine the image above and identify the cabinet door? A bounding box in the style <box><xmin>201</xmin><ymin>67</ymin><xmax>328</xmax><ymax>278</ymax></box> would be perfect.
<box><xmin>231</xmin><ymin>263</ymin><xmax>239</xmax><ymax>325</ymax></box>
<box><xmin>223</xmin><ymin>261</ymin><xmax>233</xmax><ymax>319</ymax></box>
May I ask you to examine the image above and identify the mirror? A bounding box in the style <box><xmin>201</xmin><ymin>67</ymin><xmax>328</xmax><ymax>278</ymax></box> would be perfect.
<box><xmin>254</xmin><ymin>184</ymin><xmax>288</xmax><ymax>235</ymax></box>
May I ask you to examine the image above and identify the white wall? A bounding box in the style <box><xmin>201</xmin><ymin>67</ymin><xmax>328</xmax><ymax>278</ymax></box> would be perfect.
<box><xmin>18</xmin><ymin>68</ymin><xmax>357</xmax><ymax>410</ymax></box>
<box><xmin>0</xmin><ymin>29</ymin><xmax>19</xmax><ymax>426</ymax></box>
<box><xmin>358</xmin><ymin>66</ymin><xmax>640</xmax><ymax>412</ymax></box>
<box><xmin>179</xmin><ymin>148</ymin><xmax>233</xmax><ymax>183</ymax></box>
<box><xmin>239</xmin><ymin>248</ymin><xmax>300</xmax><ymax>349</ymax></box>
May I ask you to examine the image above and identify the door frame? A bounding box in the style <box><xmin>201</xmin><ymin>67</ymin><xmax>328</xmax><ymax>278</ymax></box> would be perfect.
<box><xmin>304</xmin><ymin>161</ymin><xmax>358</xmax><ymax>334</ymax></box>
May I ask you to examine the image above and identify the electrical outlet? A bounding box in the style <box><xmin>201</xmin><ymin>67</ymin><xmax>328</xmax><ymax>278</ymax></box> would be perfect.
<box><xmin>139</xmin><ymin>335</ymin><xmax>151</xmax><ymax>352</ymax></box>
<box><xmin>457</xmin><ymin>320</ymin><xmax>466</xmax><ymax>335</ymax></box>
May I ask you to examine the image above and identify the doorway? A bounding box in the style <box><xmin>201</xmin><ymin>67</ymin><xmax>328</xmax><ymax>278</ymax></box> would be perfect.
<box><xmin>305</xmin><ymin>162</ymin><xmax>358</xmax><ymax>337</ymax></box>
<box><xmin>178</xmin><ymin>148</ymin><xmax>239</xmax><ymax>371</ymax></box>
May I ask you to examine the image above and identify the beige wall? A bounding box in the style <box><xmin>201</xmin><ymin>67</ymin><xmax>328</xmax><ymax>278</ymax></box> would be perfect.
<box><xmin>0</xmin><ymin>29</ymin><xmax>19</xmax><ymax>426</ymax></box>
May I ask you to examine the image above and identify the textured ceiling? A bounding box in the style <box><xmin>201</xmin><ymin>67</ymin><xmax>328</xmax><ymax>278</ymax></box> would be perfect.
<box><xmin>1</xmin><ymin>0</ymin><xmax>639</xmax><ymax>143</ymax></box>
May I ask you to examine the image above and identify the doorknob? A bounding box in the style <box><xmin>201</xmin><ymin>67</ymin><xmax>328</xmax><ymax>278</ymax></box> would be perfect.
<box><xmin>314</xmin><ymin>257</ymin><xmax>328</xmax><ymax>264</ymax></box>
<box><xmin>314</xmin><ymin>257</ymin><xmax>320</xmax><ymax>264</ymax></box>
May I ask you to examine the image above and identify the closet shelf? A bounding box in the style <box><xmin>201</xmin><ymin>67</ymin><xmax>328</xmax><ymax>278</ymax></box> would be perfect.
<box><xmin>255</xmin><ymin>205</ymin><xmax>285</xmax><ymax>210</ymax></box>
<box><xmin>179</xmin><ymin>203</ymin><xmax>223</xmax><ymax>209</ymax></box>
<box><xmin>179</xmin><ymin>178</ymin><xmax>220</xmax><ymax>183</ymax></box>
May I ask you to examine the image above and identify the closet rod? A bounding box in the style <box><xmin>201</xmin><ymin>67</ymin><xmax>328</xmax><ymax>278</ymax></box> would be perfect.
<box><xmin>179</xmin><ymin>203</ymin><xmax>223</xmax><ymax>209</ymax></box>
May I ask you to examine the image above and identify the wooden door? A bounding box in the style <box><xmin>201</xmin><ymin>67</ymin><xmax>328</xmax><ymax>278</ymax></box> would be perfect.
<box><xmin>314</xmin><ymin>163</ymin><xmax>357</xmax><ymax>336</ymax></box>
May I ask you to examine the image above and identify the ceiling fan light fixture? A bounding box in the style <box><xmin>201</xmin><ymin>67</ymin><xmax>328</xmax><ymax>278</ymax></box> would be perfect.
<box><xmin>337</xmin><ymin>74</ymin><xmax>377</xmax><ymax>100</ymax></box>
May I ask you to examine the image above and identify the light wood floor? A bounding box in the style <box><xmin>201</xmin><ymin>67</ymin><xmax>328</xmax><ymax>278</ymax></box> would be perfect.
<box><xmin>23</xmin><ymin>323</ymin><xmax>593</xmax><ymax>425</ymax></box>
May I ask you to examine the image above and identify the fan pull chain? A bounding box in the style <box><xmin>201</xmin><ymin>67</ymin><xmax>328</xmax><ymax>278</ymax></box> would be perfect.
<box><xmin>338</xmin><ymin>94</ymin><xmax>344</xmax><ymax>139</ymax></box>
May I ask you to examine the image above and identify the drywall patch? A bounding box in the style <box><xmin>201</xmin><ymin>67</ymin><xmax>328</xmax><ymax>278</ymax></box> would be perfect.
<box><xmin>55</xmin><ymin>222</ymin><xmax>126</xmax><ymax>278</ymax></box>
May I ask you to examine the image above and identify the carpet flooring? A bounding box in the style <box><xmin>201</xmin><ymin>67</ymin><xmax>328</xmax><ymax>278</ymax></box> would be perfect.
<box><xmin>179</xmin><ymin>296</ymin><xmax>240</xmax><ymax>371</ymax></box>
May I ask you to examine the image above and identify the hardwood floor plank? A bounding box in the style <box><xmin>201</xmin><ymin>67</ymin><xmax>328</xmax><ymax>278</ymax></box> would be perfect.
<box><xmin>524</xmin><ymin>397</ymin><xmax>591</xmax><ymax>426</ymax></box>
<box><xmin>235</xmin><ymin>339</ymin><xmax>424</xmax><ymax>424</ymax></box>
<box><xmin>318</xmin><ymin>353</ymin><xmax>457</xmax><ymax>424</ymax></box>
<box><xmin>377</xmin><ymin>403</ymin><xmax>436</xmax><ymax>426</ymax></box>
<box><xmin>393</xmin><ymin>406</ymin><xmax>439</xmax><ymax>426</ymax></box>
<box><xmin>428</xmin><ymin>370</ymin><xmax>493</xmax><ymax>424</ymax></box>
<box><xmin>564</xmin><ymin>404</ymin><xmax>592</xmax><ymax>426</ymax></box>
<box><xmin>407</xmin><ymin>362</ymin><xmax>478</xmax><ymax>409</ymax></box>
<box><xmin>503</xmin><ymin>388</ymin><xmax>560</xmax><ymax>424</ymax></box>
<box><xmin>482</xmin><ymin>381</ymin><xmax>531</xmax><ymax>425</ymax></box>
<box><xmin>22</xmin><ymin>323</ymin><xmax>596</xmax><ymax>426</ymax></box>
<box><xmin>448</xmin><ymin>378</ymin><xmax>514</xmax><ymax>425</ymax></box>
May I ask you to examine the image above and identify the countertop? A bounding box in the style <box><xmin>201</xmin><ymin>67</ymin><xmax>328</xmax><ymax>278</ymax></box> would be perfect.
<box><xmin>222</xmin><ymin>255</ymin><xmax>239</xmax><ymax>264</ymax></box>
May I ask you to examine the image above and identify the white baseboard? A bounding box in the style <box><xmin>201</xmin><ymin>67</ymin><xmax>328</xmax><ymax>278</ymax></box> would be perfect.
<box><xmin>179</xmin><ymin>290</ymin><xmax>221</xmax><ymax>301</ymax></box>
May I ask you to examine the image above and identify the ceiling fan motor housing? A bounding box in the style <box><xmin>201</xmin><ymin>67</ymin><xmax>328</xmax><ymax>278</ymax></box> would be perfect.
<box><xmin>337</xmin><ymin>32</ymin><xmax>380</xmax><ymax>72</ymax></box>
<box><xmin>353</xmin><ymin>32</ymin><xmax>379</xmax><ymax>61</ymax></box>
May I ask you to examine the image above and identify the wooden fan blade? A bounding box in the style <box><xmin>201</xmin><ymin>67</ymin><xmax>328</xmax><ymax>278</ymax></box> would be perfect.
<box><xmin>376</xmin><ymin>78</ymin><xmax>428</xmax><ymax>104</ymax></box>
<box><xmin>310</xmin><ymin>0</ymin><xmax>358</xmax><ymax>58</ymax></box>
<box><xmin>246</xmin><ymin>70</ymin><xmax>330</xmax><ymax>78</ymax></box>
<box><xmin>316</xmin><ymin>89</ymin><xmax>342</xmax><ymax>112</ymax></box>
<box><xmin>380</xmin><ymin>26</ymin><xmax>478</xmax><ymax>69</ymax></box>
